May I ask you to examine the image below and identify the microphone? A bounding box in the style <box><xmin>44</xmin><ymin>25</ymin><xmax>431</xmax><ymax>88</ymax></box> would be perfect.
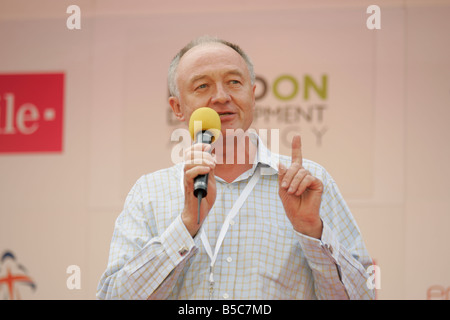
<box><xmin>188</xmin><ymin>107</ymin><xmax>221</xmax><ymax>224</ymax></box>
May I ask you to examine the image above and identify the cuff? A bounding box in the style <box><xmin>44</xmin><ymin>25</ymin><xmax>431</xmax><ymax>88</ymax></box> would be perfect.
<box><xmin>295</xmin><ymin>221</ymin><xmax>340</xmax><ymax>266</ymax></box>
<box><xmin>160</xmin><ymin>215</ymin><xmax>197</xmax><ymax>266</ymax></box>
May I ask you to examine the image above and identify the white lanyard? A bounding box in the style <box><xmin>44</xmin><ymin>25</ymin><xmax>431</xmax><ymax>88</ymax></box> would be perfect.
<box><xmin>178</xmin><ymin>163</ymin><xmax>262</xmax><ymax>299</ymax></box>
<box><xmin>200</xmin><ymin>166</ymin><xmax>261</xmax><ymax>299</ymax></box>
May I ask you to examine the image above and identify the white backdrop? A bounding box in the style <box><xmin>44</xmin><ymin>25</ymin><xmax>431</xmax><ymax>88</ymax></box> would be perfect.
<box><xmin>0</xmin><ymin>0</ymin><xmax>449</xmax><ymax>300</ymax></box>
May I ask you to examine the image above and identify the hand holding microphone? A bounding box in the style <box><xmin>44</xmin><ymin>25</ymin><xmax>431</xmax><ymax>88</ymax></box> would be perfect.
<box><xmin>181</xmin><ymin>108</ymin><xmax>221</xmax><ymax>236</ymax></box>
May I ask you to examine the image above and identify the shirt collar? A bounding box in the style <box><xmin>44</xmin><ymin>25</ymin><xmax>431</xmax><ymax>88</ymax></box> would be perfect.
<box><xmin>251</xmin><ymin>131</ymin><xmax>280</xmax><ymax>176</ymax></box>
<box><xmin>178</xmin><ymin>133</ymin><xmax>279</xmax><ymax>192</ymax></box>
<box><xmin>204</xmin><ymin>131</ymin><xmax>281</xmax><ymax>184</ymax></box>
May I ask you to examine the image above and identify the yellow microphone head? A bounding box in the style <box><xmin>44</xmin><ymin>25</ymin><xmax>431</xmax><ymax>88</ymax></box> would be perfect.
<box><xmin>189</xmin><ymin>107</ymin><xmax>221</xmax><ymax>142</ymax></box>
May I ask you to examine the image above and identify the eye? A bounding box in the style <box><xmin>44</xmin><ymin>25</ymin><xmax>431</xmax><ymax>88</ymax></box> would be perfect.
<box><xmin>195</xmin><ymin>83</ymin><xmax>208</xmax><ymax>90</ymax></box>
<box><xmin>229</xmin><ymin>80</ymin><xmax>241</xmax><ymax>85</ymax></box>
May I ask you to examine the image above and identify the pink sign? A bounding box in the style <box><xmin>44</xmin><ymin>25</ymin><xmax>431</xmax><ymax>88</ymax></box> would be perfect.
<box><xmin>0</xmin><ymin>73</ymin><xmax>64</xmax><ymax>153</ymax></box>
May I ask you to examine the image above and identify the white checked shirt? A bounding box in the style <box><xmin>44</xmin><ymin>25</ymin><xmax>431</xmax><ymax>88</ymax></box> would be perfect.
<box><xmin>96</xmin><ymin>138</ymin><xmax>375</xmax><ymax>300</ymax></box>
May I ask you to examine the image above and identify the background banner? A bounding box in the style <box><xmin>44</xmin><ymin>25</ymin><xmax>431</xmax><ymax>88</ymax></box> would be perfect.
<box><xmin>0</xmin><ymin>0</ymin><xmax>449</xmax><ymax>300</ymax></box>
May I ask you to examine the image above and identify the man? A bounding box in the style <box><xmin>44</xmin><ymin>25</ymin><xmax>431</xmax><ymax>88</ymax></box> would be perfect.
<box><xmin>97</xmin><ymin>36</ymin><xmax>375</xmax><ymax>300</ymax></box>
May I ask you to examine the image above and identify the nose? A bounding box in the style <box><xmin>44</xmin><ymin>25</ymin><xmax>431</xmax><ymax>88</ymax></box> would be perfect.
<box><xmin>211</xmin><ymin>84</ymin><xmax>230</xmax><ymax>104</ymax></box>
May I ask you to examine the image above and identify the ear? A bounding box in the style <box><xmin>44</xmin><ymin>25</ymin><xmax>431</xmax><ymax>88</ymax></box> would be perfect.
<box><xmin>168</xmin><ymin>96</ymin><xmax>185</xmax><ymax>122</ymax></box>
<box><xmin>251</xmin><ymin>83</ymin><xmax>257</xmax><ymax>110</ymax></box>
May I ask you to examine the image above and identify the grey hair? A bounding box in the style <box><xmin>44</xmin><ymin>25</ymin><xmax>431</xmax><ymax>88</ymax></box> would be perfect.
<box><xmin>168</xmin><ymin>35</ymin><xmax>255</xmax><ymax>97</ymax></box>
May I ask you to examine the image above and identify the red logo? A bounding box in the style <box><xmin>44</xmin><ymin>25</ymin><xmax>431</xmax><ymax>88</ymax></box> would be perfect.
<box><xmin>0</xmin><ymin>73</ymin><xmax>64</xmax><ymax>153</ymax></box>
<box><xmin>0</xmin><ymin>251</ymin><xmax>36</xmax><ymax>300</ymax></box>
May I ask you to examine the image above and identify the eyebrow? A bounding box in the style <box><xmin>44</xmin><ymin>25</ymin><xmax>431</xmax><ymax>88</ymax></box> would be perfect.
<box><xmin>189</xmin><ymin>69</ymin><xmax>245</xmax><ymax>84</ymax></box>
<box><xmin>224</xmin><ymin>69</ymin><xmax>245</xmax><ymax>78</ymax></box>
<box><xmin>189</xmin><ymin>74</ymin><xmax>208</xmax><ymax>84</ymax></box>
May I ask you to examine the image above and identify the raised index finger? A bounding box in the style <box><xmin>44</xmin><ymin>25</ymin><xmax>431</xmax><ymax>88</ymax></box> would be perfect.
<box><xmin>291</xmin><ymin>135</ymin><xmax>303</xmax><ymax>166</ymax></box>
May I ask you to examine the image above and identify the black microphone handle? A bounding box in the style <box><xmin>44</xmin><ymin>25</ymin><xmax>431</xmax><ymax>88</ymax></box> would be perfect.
<box><xmin>193</xmin><ymin>173</ymin><xmax>208</xmax><ymax>198</ymax></box>
<box><xmin>193</xmin><ymin>130</ymin><xmax>214</xmax><ymax>224</ymax></box>
<box><xmin>193</xmin><ymin>130</ymin><xmax>213</xmax><ymax>198</ymax></box>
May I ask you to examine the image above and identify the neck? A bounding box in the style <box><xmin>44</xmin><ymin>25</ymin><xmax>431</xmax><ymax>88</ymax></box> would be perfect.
<box><xmin>212</xmin><ymin>132</ymin><xmax>257</xmax><ymax>183</ymax></box>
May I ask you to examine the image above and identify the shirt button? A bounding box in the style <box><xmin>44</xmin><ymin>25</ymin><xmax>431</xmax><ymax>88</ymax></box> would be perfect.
<box><xmin>323</xmin><ymin>243</ymin><xmax>333</xmax><ymax>254</ymax></box>
<box><xmin>229</xmin><ymin>220</ymin><xmax>235</xmax><ymax>226</ymax></box>
<box><xmin>223</xmin><ymin>293</ymin><xmax>229</xmax><ymax>299</ymax></box>
<box><xmin>226</xmin><ymin>256</ymin><xmax>233</xmax><ymax>263</ymax></box>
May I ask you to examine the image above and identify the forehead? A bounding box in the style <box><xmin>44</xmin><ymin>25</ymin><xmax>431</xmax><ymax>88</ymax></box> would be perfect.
<box><xmin>177</xmin><ymin>43</ymin><xmax>249</xmax><ymax>80</ymax></box>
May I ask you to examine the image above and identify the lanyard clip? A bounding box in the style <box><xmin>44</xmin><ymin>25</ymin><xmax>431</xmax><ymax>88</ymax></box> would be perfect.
<box><xmin>209</xmin><ymin>265</ymin><xmax>214</xmax><ymax>283</ymax></box>
<box><xmin>209</xmin><ymin>265</ymin><xmax>215</xmax><ymax>300</ymax></box>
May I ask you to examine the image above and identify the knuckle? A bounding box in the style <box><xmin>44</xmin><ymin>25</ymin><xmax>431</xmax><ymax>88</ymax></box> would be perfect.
<box><xmin>290</xmin><ymin>162</ymin><xmax>301</xmax><ymax>170</ymax></box>
<box><xmin>299</xmin><ymin>168</ymin><xmax>309</xmax><ymax>177</ymax></box>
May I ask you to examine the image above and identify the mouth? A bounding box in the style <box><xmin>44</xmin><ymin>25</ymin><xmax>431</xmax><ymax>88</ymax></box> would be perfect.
<box><xmin>218</xmin><ymin>112</ymin><xmax>235</xmax><ymax>117</ymax></box>
<box><xmin>217</xmin><ymin>112</ymin><xmax>236</xmax><ymax>122</ymax></box>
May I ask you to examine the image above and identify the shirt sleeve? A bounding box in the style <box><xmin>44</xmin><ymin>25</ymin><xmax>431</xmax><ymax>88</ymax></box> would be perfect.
<box><xmin>296</xmin><ymin>222</ymin><xmax>374</xmax><ymax>300</ymax></box>
<box><xmin>96</xmin><ymin>178</ymin><xmax>197</xmax><ymax>300</ymax></box>
<box><xmin>295</xmin><ymin>174</ymin><xmax>375</xmax><ymax>300</ymax></box>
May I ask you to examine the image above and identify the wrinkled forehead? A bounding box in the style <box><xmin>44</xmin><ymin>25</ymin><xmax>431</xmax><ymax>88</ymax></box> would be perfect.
<box><xmin>177</xmin><ymin>43</ymin><xmax>249</xmax><ymax>79</ymax></box>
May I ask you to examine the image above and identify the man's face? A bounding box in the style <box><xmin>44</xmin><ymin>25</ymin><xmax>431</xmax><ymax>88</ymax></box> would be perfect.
<box><xmin>169</xmin><ymin>43</ymin><xmax>256</xmax><ymax>136</ymax></box>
